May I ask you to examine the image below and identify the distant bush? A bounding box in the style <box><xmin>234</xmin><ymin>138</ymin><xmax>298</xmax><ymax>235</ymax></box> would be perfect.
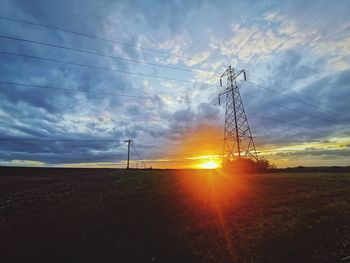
<box><xmin>222</xmin><ymin>158</ymin><xmax>275</xmax><ymax>173</ymax></box>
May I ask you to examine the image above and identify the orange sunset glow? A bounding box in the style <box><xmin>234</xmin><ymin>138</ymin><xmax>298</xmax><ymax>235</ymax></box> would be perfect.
<box><xmin>161</xmin><ymin>125</ymin><xmax>224</xmax><ymax>169</ymax></box>
<box><xmin>196</xmin><ymin>160</ymin><xmax>220</xmax><ymax>169</ymax></box>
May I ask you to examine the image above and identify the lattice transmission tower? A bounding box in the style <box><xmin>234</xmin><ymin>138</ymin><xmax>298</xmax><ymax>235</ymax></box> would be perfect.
<box><xmin>218</xmin><ymin>66</ymin><xmax>258</xmax><ymax>163</ymax></box>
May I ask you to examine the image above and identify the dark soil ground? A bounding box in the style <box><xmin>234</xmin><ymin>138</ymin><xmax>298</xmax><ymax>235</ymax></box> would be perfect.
<box><xmin>0</xmin><ymin>167</ymin><xmax>349</xmax><ymax>263</ymax></box>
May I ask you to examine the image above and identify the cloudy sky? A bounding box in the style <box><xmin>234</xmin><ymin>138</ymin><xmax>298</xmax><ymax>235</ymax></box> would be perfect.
<box><xmin>0</xmin><ymin>0</ymin><xmax>349</xmax><ymax>168</ymax></box>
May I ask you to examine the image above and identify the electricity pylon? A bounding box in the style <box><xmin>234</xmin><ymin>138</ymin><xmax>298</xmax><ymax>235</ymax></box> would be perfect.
<box><xmin>218</xmin><ymin>66</ymin><xmax>258</xmax><ymax>163</ymax></box>
<box><xmin>124</xmin><ymin>139</ymin><xmax>132</xmax><ymax>169</ymax></box>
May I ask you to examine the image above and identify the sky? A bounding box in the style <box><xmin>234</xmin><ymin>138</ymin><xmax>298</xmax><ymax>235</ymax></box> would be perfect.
<box><xmin>0</xmin><ymin>0</ymin><xmax>349</xmax><ymax>168</ymax></box>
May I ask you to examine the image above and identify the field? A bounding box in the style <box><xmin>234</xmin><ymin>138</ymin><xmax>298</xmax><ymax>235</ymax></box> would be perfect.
<box><xmin>0</xmin><ymin>167</ymin><xmax>350</xmax><ymax>263</ymax></box>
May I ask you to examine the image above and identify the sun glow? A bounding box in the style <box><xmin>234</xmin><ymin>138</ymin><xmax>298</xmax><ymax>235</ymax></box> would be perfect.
<box><xmin>162</xmin><ymin>125</ymin><xmax>224</xmax><ymax>169</ymax></box>
<box><xmin>197</xmin><ymin>160</ymin><xmax>220</xmax><ymax>169</ymax></box>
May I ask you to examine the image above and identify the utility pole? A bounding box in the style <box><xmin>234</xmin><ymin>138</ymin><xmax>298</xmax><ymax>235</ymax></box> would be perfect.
<box><xmin>218</xmin><ymin>66</ymin><xmax>258</xmax><ymax>164</ymax></box>
<box><xmin>124</xmin><ymin>139</ymin><xmax>132</xmax><ymax>169</ymax></box>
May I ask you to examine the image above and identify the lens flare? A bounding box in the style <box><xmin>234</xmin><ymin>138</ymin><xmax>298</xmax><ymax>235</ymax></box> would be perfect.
<box><xmin>174</xmin><ymin>169</ymin><xmax>252</xmax><ymax>260</ymax></box>
<box><xmin>197</xmin><ymin>160</ymin><xmax>220</xmax><ymax>169</ymax></box>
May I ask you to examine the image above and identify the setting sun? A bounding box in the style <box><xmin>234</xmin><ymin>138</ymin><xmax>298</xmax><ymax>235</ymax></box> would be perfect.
<box><xmin>197</xmin><ymin>160</ymin><xmax>220</xmax><ymax>169</ymax></box>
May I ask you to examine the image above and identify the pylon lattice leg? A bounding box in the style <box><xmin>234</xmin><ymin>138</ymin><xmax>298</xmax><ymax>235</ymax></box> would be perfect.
<box><xmin>219</xmin><ymin>66</ymin><xmax>258</xmax><ymax>162</ymax></box>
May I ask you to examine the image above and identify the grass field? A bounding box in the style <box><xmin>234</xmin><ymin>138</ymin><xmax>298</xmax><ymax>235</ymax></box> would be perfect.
<box><xmin>0</xmin><ymin>167</ymin><xmax>349</xmax><ymax>262</ymax></box>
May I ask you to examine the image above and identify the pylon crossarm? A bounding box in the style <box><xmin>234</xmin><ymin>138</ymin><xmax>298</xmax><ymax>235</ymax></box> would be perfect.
<box><xmin>220</xmin><ymin>69</ymin><xmax>245</xmax><ymax>81</ymax></box>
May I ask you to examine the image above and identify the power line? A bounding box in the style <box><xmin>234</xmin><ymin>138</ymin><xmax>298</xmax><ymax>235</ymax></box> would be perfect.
<box><xmin>247</xmin><ymin>73</ymin><xmax>345</xmax><ymax>115</ymax></box>
<box><xmin>0</xmin><ymin>15</ymin><xmax>184</xmax><ymax>58</ymax></box>
<box><xmin>0</xmin><ymin>35</ymin><xmax>198</xmax><ymax>73</ymax></box>
<box><xmin>0</xmin><ymin>81</ymin><xmax>159</xmax><ymax>100</ymax></box>
<box><xmin>0</xmin><ymin>52</ymin><xmax>344</xmax><ymax>123</ymax></box>
<box><xmin>130</xmin><ymin>142</ymin><xmax>143</xmax><ymax>160</ymax></box>
<box><xmin>0</xmin><ymin>17</ymin><xmax>347</xmax><ymax>122</ymax></box>
<box><xmin>0</xmin><ymin>80</ymin><xmax>224</xmax><ymax>109</ymax></box>
<box><xmin>249</xmin><ymin>112</ymin><xmax>326</xmax><ymax>133</ymax></box>
<box><xmin>0</xmin><ymin>137</ymin><xmax>117</xmax><ymax>142</ymax></box>
<box><xmin>0</xmin><ymin>67</ymin><xmax>342</xmax><ymax>127</ymax></box>
<box><xmin>0</xmin><ymin>80</ymin><xmax>219</xmax><ymax>107</ymax></box>
<box><xmin>255</xmin><ymin>97</ymin><xmax>338</xmax><ymax>125</ymax></box>
<box><xmin>0</xmin><ymin>81</ymin><xmax>343</xmax><ymax>133</ymax></box>
<box><xmin>131</xmin><ymin>142</ymin><xmax>147</xmax><ymax>169</ymax></box>
<box><xmin>1</xmin><ymin>80</ymin><xmax>341</xmax><ymax>130</ymax></box>
<box><xmin>0</xmin><ymin>57</ymin><xmax>345</xmax><ymax>133</ymax></box>
<box><xmin>247</xmin><ymin>81</ymin><xmax>350</xmax><ymax>121</ymax></box>
<box><xmin>0</xmin><ymin>51</ymin><xmax>218</xmax><ymax>86</ymax></box>
<box><xmin>2</xmin><ymin>47</ymin><xmax>339</xmax><ymax>120</ymax></box>
<box><xmin>9</xmin><ymin>36</ymin><xmax>340</xmax><ymax>116</ymax></box>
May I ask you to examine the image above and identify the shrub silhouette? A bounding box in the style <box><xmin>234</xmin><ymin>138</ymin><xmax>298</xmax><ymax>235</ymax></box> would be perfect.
<box><xmin>222</xmin><ymin>158</ymin><xmax>274</xmax><ymax>173</ymax></box>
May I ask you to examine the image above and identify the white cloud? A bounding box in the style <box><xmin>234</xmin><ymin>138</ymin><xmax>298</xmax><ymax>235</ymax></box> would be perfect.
<box><xmin>211</xmin><ymin>23</ymin><xmax>304</xmax><ymax>63</ymax></box>
<box><xmin>263</xmin><ymin>11</ymin><xmax>281</xmax><ymax>22</ymax></box>
<box><xmin>160</xmin><ymin>81</ymin><xmax>175</xmax><ymax>88</ymax></box>
<box><xmin>157</xmin><ymin>36</ymin><xmax>190</xmax><ymax>64</ymax></box>
<box><xmin>185</xmin><ymin>51</ymin><xmax>211</xmax><ymax>66</ymax></box>
<box><xmin>206</xmin><ymin>11</ymin><xmax>350</xmax><ymax>73</ymax></box>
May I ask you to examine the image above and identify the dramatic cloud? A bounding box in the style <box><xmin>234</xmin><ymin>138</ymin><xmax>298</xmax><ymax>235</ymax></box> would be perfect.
<box><xmin>0</xmin><ymin>0</ymin><xmax>349</xmax><ymax>167</ymax></box>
